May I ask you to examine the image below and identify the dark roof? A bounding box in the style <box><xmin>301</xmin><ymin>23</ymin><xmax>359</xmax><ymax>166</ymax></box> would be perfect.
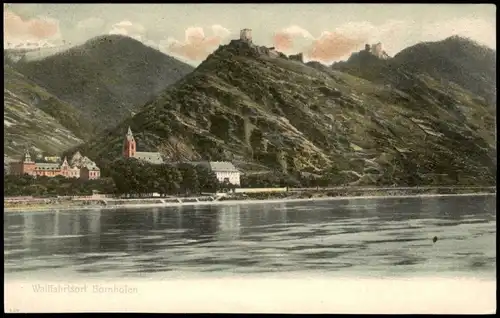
<box><xmin>84</xmin><ymin>163</ymin><xmax>100</xmax><ymax>171</ymax></box>
<box><xmin>180</xmin><ymin>161</ymin><xmax>239</xmax><ymax>172</ymax></box>
<box><xmin>35</xmin><ymin>163</ymin><xmax>60</xmax><ymax>170</ymax></box>
<box><xmin>134</xmin><ymin>152</ymin><xmax>164</xmax><ymax>165</ymax></box>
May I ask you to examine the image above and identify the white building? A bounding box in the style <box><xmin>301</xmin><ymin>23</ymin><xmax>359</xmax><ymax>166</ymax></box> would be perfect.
<box><xmin>184</xmin><ymin>161</ymin><xmax>241</xmax><ymax>186</ymax></box>
<box><xmin>209</xmin><ymin>161</ymin><xmax>241</xmax><ymax>186</ymax></box>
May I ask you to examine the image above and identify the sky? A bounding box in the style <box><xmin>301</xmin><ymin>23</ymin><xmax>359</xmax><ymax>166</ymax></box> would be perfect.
<box><xmin>3</xmin><ymin>3</ymin><xmax>496</xmax><ymax>66</ymax></box>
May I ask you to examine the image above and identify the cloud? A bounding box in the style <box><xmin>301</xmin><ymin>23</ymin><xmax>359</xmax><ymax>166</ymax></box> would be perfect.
<box><xmin>272</xmin><ymin>18</ymin><xmax>495</xmax><ymax>64</ymax></box>
<box><xmin>273</xmin><ymin>25</ymin><xmax>314</xmax><ymax>51</ymax></box>
<box><xmin>307</xmin><ymin>31</ymin><xmax>366</xmax><ymax>62</ymax></box>
<box><xmin>143</xmin><ymin>39</ymin><xmax>160</xmax><ymax>50</ymax></box>
<box><xmin>165</xmin><ymin>25</ymin><xmax>232</xmax><ymax>61</ymax></box>
<box><xmin>420</xmin><ymin>18</ymin><xmax>495</xmax><ymax>49</ymax></box>
<box><xmin>108</xmin><ymin>20</ymin><xmax>146</xmax><ymax>40</ymax></box>
<box><xmin>333</xmin><ymin>20</ymin><xmax>412</xmax><ymax>55</ymax></box>
<box><xmin>273</xmin><ymin>24</ymin><xmax>367</xmax><ymax>63</ymax></box>
<box><xmin>284</xmin><ymin>25</ymin><xmax>314</xmax><ymax>39</ymax></box>
<box><xmin>334</xmin><ymin>20</ymin><xmax>406</xmax><ymax>41</ymax></box>
<box><xmin>3</xmin><ymin>7</ymin><xmax>61</xmax><ymax>43</ymax></box>
<box><xmin>109</xmin><ymin>27</ymin><xmax>128</xmax><ymax>36</ymax></box>
<box><xmin>76</xmin><ymin>17</ymin><xmax>105</xmax><ymax>30</ymax></box>
<box><xmin>212</xmin><ymin>24</ymin><xmax>231</xmax><ymax>39</ymax></box>
<box><xmin>272</xmin><ymin>20</ymin><xmax>419</xmax><ymax>63</ymax></box>
<box><xmin>273</xmin><ymin>33</ymin><xmax>293</xmax><ymax>51</ymax></box>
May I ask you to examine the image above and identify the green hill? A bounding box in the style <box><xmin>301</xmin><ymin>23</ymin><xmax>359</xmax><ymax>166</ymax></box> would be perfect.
<box><xmin>14</xmin><ymin>35</ymin><xmax>194</xmax><ymax>134</ymax></box>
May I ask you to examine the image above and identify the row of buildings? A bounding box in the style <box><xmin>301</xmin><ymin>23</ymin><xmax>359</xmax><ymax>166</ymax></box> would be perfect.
<box><xmin>7</xmin><ymin>127</ymin><xmax>241</xmax><ymax>185</ymax></box>
<box><xmin>8</xmin><ymin>150</ymin><xmax>101</xmax><ymax>180</ymax></box>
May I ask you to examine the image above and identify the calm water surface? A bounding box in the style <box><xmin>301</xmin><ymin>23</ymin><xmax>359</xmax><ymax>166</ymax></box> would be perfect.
<box><xmin>4</xmin><ymin>195</ymin><xmax>496</xmax><ymax>279</ymax></box>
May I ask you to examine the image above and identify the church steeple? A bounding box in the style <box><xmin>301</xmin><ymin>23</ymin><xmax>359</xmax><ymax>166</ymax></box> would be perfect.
<box><xmin>123</xmin><ymin>126</ymin><xmax>136</xmax><ymax>158</ymax></box>
<box><xmin>23</xmin><ymin>148</ymin><xmax>33</xmax><ymax>163</ymax></box>
<box><xmin>126</xmin><ymin>126</ymin><xmax>134</xmax><ymax>139</ymax></box>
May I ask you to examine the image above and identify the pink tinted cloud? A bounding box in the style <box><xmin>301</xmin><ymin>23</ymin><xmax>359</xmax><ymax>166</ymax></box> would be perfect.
<box><xmin>307</xmin><ymin>31</ymin><xmax>365</xmax><ymax>62</ymax></box>
<box><xmin>4</xmin><ymin>8</ymin><xmax>60</xmax><ymax>41</ymax></box>
<box><xmin>273</xmin><ymin>32</ymin><xmax>294</xmax><ymax>51</ymax></box>
<box><xmin>272</xmin><ymin>25</ymin><xmax>368</xmax><ymax>63</ymax></box>
<box><xmin>273</xmin><ymin>25</ymin><xmax>314</xmax><ymax>51</ymax></box>
<box><xmin>167</xmin><ymin>25</ymin><xmax>231</xmax><ymax>61</ymax></box>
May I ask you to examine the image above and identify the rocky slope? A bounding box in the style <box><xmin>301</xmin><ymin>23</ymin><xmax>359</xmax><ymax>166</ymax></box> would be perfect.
<box><xmin>4</xmin><ymin>64</ymin><xmax>84</xmax><ymax>158</ymax></box>
<box><xmin>74</xmin><ymin>37</ymin><xmax>496</xmax><ymax>186</ymax></box>
<box><xmin>14</xmin><ymin>35</ymin><xmax>194</xmax><ymax>133</ymax></box>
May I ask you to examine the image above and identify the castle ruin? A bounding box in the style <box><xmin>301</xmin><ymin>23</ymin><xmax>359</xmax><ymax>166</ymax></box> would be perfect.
<box><xmin>364</xmin><ymin>42</ymin><xmax>390</xmax><ymax>59</ymax></box>
<box><xmin>289</xmin><ymin>52</ymin><xmax>304</xmax><ymax>63</ymax></box>
<box><xmin>240</xmin><ymin>29</ymin><xmax>252</xmax><ymax>43</ymax></box>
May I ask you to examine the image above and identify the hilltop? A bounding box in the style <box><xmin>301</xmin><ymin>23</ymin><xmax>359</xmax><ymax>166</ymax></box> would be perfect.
<box><xmin>72</xmin><ymin>34</ymin><xmax>496</xmax><ymax>186</ymax></box>
<box><xmin>333</xmin><ymin>36</ymin><xmax>496</xmax><ymax>106</ymax></box>
<box><xmin>392</xmin><ymin>36</ymin><xmax>496</xmax><ymax>105</ymax></box>
<box><xmin>13</xmin><ymin>34</ymin><xmax>194</xmax><ymax>133</ymax></box>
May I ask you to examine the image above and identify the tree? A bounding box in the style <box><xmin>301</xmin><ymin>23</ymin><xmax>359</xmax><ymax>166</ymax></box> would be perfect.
<box><xmin>219</xmin><ymin>180</ymin><xmax>231</xmax><ymax>192</ymax></box>
<box><xmin>4</xmin><ymin>171</ymin><xmax>118</xmax><ymax>197</ymax></box>
<box><xmin>177</xmin><ymin>163</ymin><xmax>200</xmax><ymax>195</ymax></box>
<box><xmin>109</xmin><ymin>157</ymin><xmax>143</xmax><ymax>196</ymax></box>
<box><xmin>135</xmin><ymin>162</ymin><xmax>158</xmax><ymax>196</ymax></box>
<box><xmin>155</xmin><ymin>164</ymin><xmax>182</xmax><ymax>196</ymax></box>
<box><xmin>195</xmin><ymin>165</ymin><xmax>219</xmax><ymax>193</ymax></box>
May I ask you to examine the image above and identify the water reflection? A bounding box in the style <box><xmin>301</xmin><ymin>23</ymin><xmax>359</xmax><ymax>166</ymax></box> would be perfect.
<box><xmin>217</xmin><ymin>205</ymin><xmax>241</xmax><ymax>241</ymax></box>
<box><xmin>4</xmin><ymin>195</ymin><xmax>496</xmax><ymax>277</ymax></box>
<box><xmin>151</xmin><ymin>208</ymin><xmax>159</xmax><ymax>228</ymax></box>
<box><xmin>22</xmin><ymin>213</ymin><xmax>35</xmax><ymax>246</ymax></box>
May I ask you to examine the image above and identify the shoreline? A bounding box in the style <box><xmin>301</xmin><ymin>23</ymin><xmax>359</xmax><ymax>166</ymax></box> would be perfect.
<box><xmin>4</xmin><ymin>191</ymin><xmax>496</xmax><ymax>213</ymax></box>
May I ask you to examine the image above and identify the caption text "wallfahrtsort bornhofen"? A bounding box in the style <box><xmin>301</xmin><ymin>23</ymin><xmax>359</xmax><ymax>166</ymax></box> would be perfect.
<box><xmin>32</xmin><ymin>283</ymin><xmax>138</xmax><ymax>294</ymax></box>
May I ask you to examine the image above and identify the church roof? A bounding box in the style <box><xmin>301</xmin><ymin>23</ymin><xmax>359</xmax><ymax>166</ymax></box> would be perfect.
<box><xmin>181</xmin><ymin>161</ymin><xmax>239</xmax><ymax>172</ymax></box>
<box><xmin>35</xmin><ymin>163</ymin><xmax>60</xmax><ymax>170</ymax></box>
<box><xmin>71</xmin><ymin>151</ymin><xmax>82</xmax><ymax>159</ymax></box>
<box><xmin>134</xmin><ymin>152</ymin><xmax>164</xmax><ymax>165</ymax></box>
<box><xmin>84</xmin><ymin>164</ymin><xmax>100</xmax><ymax>171</ymax></box>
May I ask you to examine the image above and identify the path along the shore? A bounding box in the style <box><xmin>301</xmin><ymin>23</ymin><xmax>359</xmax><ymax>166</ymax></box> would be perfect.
<box><xmin>4</xmin><ymin>191</ymin><xmax>496</xmax><ymax>213</ymax></box>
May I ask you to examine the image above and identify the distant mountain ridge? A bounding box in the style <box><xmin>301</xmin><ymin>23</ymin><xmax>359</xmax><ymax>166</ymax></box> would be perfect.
<box><xmin>13</xmin><ymin>34</ymin><xmax>195</xmax><ymax>134</ymax></box>
<box><xmin>392</xmin><ymin>36</ymin><xmax>496</xmax><ymax>105</ymax></box>
<box><xmin>333</xmin><ymin>36</ymin><xmax>496</xmax><ymax>106</ymax></box>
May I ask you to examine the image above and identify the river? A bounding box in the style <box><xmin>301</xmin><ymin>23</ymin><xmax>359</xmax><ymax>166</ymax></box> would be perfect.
<box><xmin>4</xmin><ymin>194</ymin><xmax>496</xmax><ymax>313</ymax></box>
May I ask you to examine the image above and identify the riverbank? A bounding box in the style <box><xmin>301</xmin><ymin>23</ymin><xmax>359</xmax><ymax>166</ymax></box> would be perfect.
<box><xmin>3</xmin><ymin>187</ymin><xmax>496</xmax><ymax>213</ymax></box>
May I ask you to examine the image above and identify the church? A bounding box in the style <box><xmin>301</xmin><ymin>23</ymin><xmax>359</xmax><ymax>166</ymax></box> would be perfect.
<box><xmin>122</xmin><ymin>127</ymin><xmax>241</xmax><ymax>185</ymax></box>
<box><xmin>123</xmin><ymin>127</ymin><xmax>164</xmax><ymax>164</ymax></box>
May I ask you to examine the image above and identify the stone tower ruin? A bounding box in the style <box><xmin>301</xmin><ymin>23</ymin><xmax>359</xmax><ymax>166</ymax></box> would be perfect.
<box><xmin>240</xmin><ymin>29</ymin><xmax>252</xmax><ymax>43</ymax></box>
